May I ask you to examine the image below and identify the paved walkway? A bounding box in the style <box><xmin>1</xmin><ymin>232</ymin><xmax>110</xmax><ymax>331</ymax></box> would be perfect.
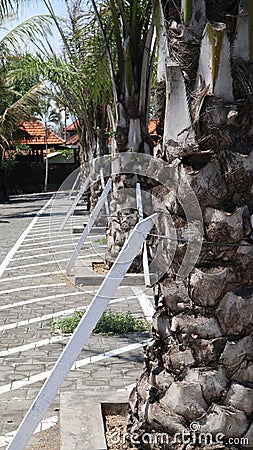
<box><xmin>0</xmin><ymin>192</ymin><xmax>153</xmax><ymax>449</ymax></box>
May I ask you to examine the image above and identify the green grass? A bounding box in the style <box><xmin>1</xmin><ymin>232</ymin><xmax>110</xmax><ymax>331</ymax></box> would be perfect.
<box><xmin>51</xmin><ymin>309</ymin><xmax>148</xmax><ymax>335</ymax></box>
<box><xmin>51</xmin><ymin>310</ymin><xmax>84</xmax><ymax>334</ymax></box>
<box><xmin>94</xmin><ymin>237</ymin><xmax>107</xmax><ymax>245</ymax></box>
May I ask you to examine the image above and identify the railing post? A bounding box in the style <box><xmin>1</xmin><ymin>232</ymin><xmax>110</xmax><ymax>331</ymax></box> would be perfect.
<box><xmin>60</xmin><ymin>175</ymin><xmax>90</xmax><ymax>231</ymax></box>
<box><xmin>66</xmin><ymin>178</ymin><xmax>112</xmax><ymax>275</ymax></box>
<box><xmin>68</xmin><ymin>172</ymin><xmax>80</xmax><ymax>200</ymax></box>
<box><xmin>6</xmin><ymin>213</ymin><xmax>158</xmax><ymax>450</ymax></box>
<box><xmin>100</xmin><ymin>168</ymin><xmax>110</xmax><ymax>222</ymax></box>
<box><xmin>136</xmin><ymin>183</ymin><xmax>151</xmax><ymax>287</ymax></box>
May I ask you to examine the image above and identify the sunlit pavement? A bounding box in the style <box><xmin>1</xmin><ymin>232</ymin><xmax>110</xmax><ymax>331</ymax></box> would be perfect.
<box><xmin>0</xmin><ymin>192</ymin><xmax>153</xmax><ymax>448</ymax></box>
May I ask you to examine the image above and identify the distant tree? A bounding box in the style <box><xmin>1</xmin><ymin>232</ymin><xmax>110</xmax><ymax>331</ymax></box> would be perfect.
<box><xmin>0</xmin><ymin>2</ymin><xmax>53</xmax><ymax>201</ymax></box>
<box><xmin>12</xmin><ymin>0</ymin><xmax>112</xmax><ymax>166</ymax></box>
<box><xmin>34</xmin><ymin>97</ymin><xmax>61</xmax><ymax>192</ymax></box>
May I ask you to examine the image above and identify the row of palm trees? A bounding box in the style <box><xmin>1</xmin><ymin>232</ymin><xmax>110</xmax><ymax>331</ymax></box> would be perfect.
<box><xmin>0</xmin><ymin>0</ymin><xmax>157</xmax><ymax>165</ymax></box>
<box><xmin>0</xmin><ymin>5</ymin><xmax>53</xmax><ymax>199</ymax></box>
<box><xmin>1</xmin><ymin>1</ymin><xmax>253</xmax><ymax>448</ymax></box>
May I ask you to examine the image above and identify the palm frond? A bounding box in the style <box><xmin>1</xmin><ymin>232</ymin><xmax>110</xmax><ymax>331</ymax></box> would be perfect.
<box><xmin>2</xmin><ymin>82</ymin><xmax>47</xmax><ymax>125</ymax></box>
<box><xmin>42</xmin><ymin>0</ymin><xmax>75</xmax><ymax>60</ymax></box>
<box><xmin>0</xmin><ymin>0</ymin><xmax>14</xmax><ymax>20</ymax></box>
<box><xmin>184</xmin><ymin>0</ymin><xmax>193</xmax><ymax>25</ymax></box>
<box><xmin>90</xmin><ymin>0</ymin><xmax>118</xmax><ymax>106</ymax></box>
<box><xmin>243</xmin><ymin>0</ymin><xmax>253</xmax><ymax>62</ymax></box>
<box><xmin>0</xmin><ymin>15</ymin><xmax>54</xmax><ymax>54</ymax></box>
<box><xmin>138</xmin><ymin>13</ymin><xmax>155</xmax><ymax>116</ymax></box>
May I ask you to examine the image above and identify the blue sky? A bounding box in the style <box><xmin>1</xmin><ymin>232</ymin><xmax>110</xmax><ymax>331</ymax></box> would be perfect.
<box><xmin>13</xmin><ymin>0</ymin><xmax>67</xmax><ymax>22</ymax></box>
<box><xmin>1</xmin><ymin>1</ymin><xmax>69</xmax><ymax>53</ymax></box>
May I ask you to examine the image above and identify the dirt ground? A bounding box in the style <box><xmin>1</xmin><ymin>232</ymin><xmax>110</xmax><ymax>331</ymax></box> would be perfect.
<box><xmin>104</xmin><ymin>404</ymin><xmax>138</xmax><ymax>450</ymax></box>
<box><xmin>24</xmin><ymin>408</ymin><xmax>134</xmax><ymax>450</ymax></box>
<box><xmin>25</xmin><ymin>420</ymin><xmax>60</xmax><ymax>450</ymax></box>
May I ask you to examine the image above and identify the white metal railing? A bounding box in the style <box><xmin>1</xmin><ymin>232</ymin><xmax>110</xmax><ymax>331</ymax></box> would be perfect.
<box><xmin>6</xmin><ymin>213</ymin><xmax>158</xmax><ymax>450</ymax></box>
<box><xmin>68</xmin><ymin>172</ymin><xmax>80</xmax><ymax>200</ymax></box>
<box><xmin>60</xmin><ymin>174</ymin><xmax>90</xmax><ymax>231</ymax></box>
<box><xmin>136</xmin><ymin>183</ymin><xmax>151</xmax><ymax>287</ymax></box>
<box><xmin>100</xmin><ymin>168</ymin><xmax>110</xmax><ymax>222</ymax></box>
<box><xmin>66</xmin><ymin>177</ymin><xmax>112</xmax><ymax>275</ymax></box>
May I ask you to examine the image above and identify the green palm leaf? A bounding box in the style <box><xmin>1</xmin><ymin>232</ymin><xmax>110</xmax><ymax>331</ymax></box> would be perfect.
<box><xmin>0</xmin><ymin>14</ymin><xmax>53</xmax><ymax>53</ymax></box>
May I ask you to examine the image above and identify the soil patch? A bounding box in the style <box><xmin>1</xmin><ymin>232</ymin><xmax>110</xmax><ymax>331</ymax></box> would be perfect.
<box><xmin>103</xmin><ymin>403</ymin><xmax>137</xmax><ymax>450</ymax></box>
<box><xmin>93</xmin><ymin>262</ymin><xmax>110</xmax><ymax>274</ymax></box>
<box><xmin>25</xmin><ymin>416</ymin><xmax>60</xmax><ymax>450</ymax></box>
<box><xmin>24</xmin><ymin>403</ymin><xmax>136</xmax><ymax>450</ymax></box>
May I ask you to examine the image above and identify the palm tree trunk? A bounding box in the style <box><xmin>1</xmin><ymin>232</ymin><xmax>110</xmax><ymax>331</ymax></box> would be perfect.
<box><xmin>128</xmin><ymin>1</ymin><xmax>253</xmax><ymax>447</ymax></box>
<box><xmin>44</xmin><ymin>126</ymin><xmax>49</xmax><ymax>192</ymax></box>
<box><xmin>88</xmin><ymin>0</ymin><xmax>156</xmax><ymax>264</ymax></box>
<box><xmin>44</xmin><ymin>147</ymin><xmax>49</xmax><ymax>192</ymax></box>
<box><xmin>105</xmin><ymin>104</ymin><xmax>154</xmax><ymax>265</ymax></box>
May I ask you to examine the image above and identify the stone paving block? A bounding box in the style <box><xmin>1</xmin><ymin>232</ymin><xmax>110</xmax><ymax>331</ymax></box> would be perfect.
<box><xmin>61</xmin><ymin>400</ymin><xmax>107</xmax><ymax>450</ymax></box>
<box><xmin>75</xmin><ymin>265</ymin><xmax>145</xmax><ymax>286</ymax></box>
<box><xmin>61</xmin><ymin>379</ymin><xmax>78</xmax><ymax>390</ymax></box>
<box><xmin>0</xmin><ymin>193</ymin><xmax>154</xmax><ymax>448</ymax></box>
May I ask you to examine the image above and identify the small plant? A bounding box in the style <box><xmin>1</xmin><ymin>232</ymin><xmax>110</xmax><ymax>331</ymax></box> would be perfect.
<box><xmin>51</xmin><ymin>310</ymin><xmax>84</xmax><ymax>334</ymax></box>
<box><xmin>15</xmin><ymin>144</ymin><xmax>32</xmax><ymax>154</ymax></box>
<box><xmin>58</xmin><ymin>148</ymin><xmax>74</xmax><ymax>160</ymax></box>
<box><xmin>94</xmin><ymin>237</ymin><xmax>107</xmax><ymax>245</ymax></box>
<box><xmin>52</xmin><ymin>309</ymin><xmax>148</xmax><ymax>335</ymax></box>
<box><xmin>1</xmin><ymin>156</ymin><xmax>15</xmax><ymax>174</ymax></box>
<box><xmin>94</xmin><ymin>310</ymin><xmax>146</xmax><ymax>335</ymax></box>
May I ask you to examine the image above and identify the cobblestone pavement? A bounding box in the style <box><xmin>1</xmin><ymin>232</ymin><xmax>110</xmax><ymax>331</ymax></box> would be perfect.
<box><xmin>0</xmin><ymin>192</ymin><xmax>153</xmax><ymax>449</ymax></box>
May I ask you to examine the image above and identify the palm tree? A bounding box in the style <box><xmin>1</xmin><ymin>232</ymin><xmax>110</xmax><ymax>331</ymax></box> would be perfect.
<box><xmin>12</xmin><ymin>0</ymin><xmax>113</xmax><ymax>208</ymax></box>
<box><xmin>34</xmin><ymin>98</ymin><xmax>61</xmax><ymax>192</ymax></box>
<box><xmin>91</xmin><ymin>0</ymin><xmax>156</xmax><ymax>148</ymax></box>
<box><xmin>0</xmin><ymin>2</ymin><xmax>53</xmax><ymax>201</ymax></box>
<box><xmin>127</xmin><ymin>1</ymin><xmax>253</xmax><ymax>447</ymax></box>
<box><xmin>89</xmin><ymin>0</ymin><xmax>157</xmax><ymax>262</ymax></box>
<box><xmin>18</xmin><ymin>0</ymin><xmax>112</xmax><ymax>162</ymax></box>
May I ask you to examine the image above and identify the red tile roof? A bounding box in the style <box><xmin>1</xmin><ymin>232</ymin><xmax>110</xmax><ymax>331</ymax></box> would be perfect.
<box><xmin>66</xmin><ymin>119</ymin><xmax>79</xmax><ymax>132</ymax></box>
<box><xmin>65</xmin><ymin>133</ymin><xmax>79</xmax><ymax>146</ymax></box>
<box><xmin>63</xmin><ymin>119</ymin><xmax>159</xmax><ymax>148</ymax></box>
<box><xmin>19</xmin><ymin>121</ymin><xmax>64</xmax><ymax>146</ymax></box>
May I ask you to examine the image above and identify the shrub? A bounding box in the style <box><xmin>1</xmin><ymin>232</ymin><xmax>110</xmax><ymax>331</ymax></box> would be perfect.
<box><xmin>52</xmin><ymin>309</ymin><xmax>148</xmax><ymax>335</ymax></box>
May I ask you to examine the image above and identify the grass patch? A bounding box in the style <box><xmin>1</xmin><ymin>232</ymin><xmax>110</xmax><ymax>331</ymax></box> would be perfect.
<box><xmin>95</xmin><ymin>310</ymin><xmax>147</xmax><ymax>335</ymax></box>
<box><xmin>94</xmin><ymin>237</ymin><xmax>107</xmax><ymax>245</ymax></box>
<box><xmin>52</xmin><ymin>310</ymin><xmax>148</xmax><ymax>335</ymax></box>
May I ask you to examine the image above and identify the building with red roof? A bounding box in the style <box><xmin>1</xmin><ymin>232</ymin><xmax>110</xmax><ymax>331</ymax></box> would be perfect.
<box><xmin>65</xmin><ymin>120</ymin><xmax>79</xmax><ymax>148</ymax></box>
<box><xmin>18</xmin><ymin>120</ymin><xmax>64</xmax><ymax>162</ymax></box>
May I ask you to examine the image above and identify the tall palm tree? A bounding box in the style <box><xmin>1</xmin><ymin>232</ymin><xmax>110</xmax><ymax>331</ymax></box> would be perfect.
<box><xmin>18</xmin><ymin>0</ymin><xmax>112</xmax><ymax>163</ymax></box>
<box><xmin>90</xmin><ymin>0</ymin><xmax>157</xmax><ymax>262</ymax></box>
<box><xmin>91</xmin><ymin>0</ymin><xmax>156</xmax><ymax>149</ymax></box>
<box><xmin>128</xmin><ymin>1</ymin><xmax>253</xmax><ymax>448</ymax></box>
<box><xmin>12</xmin><ymin>0</ymin><xmax>113</xmax><ymax>209</ymax></box>
<box><xmin>34</xmin><ymin>98</ymin><xmax>61</xmax><ymax>192</ymax></box>
<box><xmin>0</xmin><ymin>2</ymin><xmax>53</xmax><ymax>201</ymax></box>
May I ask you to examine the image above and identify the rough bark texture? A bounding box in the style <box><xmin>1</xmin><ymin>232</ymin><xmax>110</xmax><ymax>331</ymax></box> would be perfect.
<box><xmin>106</xmin><ymin>171</ymin><xmax>154</xmax><ymax>268</ymax></box>
<box><xmin>105</xmin><ymin>123</ymin><xmax>154</xmax><ymax>265</ymax></box>
<box><xmin>127</xmin><ymin>1</ymin><xmax>253</xmax><ymax>448</ymax></box>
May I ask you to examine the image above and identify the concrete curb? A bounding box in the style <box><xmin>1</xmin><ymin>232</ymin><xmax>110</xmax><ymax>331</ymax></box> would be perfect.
<box><xmin>60</xmin><ymin>389</ymin><xmax>129</xmax><ymax>450</ymax></box>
